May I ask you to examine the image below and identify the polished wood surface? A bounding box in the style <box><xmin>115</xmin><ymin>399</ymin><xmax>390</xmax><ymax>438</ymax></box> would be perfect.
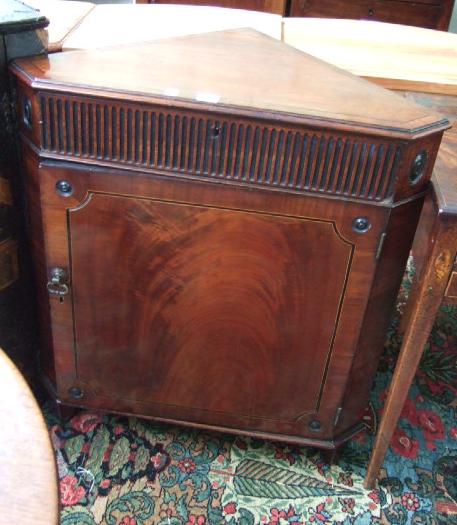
<box><xmin>21</xmin><ymin>145</ymin><xmax>57</xmax><ymax>385</ymax></box>
<box><xmin>47</xmin><ymin>8</ymin><xmax>457</xmax><ymax>98</ymax></box>
<box><xmin>34</xmin><ymin>156</ymin><xmax>391</xmax><ymax>445</ymax></box>
<box><xmin>25</xmin><ymin>4</ymin><xmax>457</xmax><ymax>98</ymax></box>
<box><xmin>283</xmin><ymin>18</ymin><xmax>457</xmax><ymax>96</ymax></box>
<box><xmin>0</xmin><ymin>348</ymin><xmax>58</xmax><ymax>524</ymax></box>
<box><xmin>70</xmin><ymin>187</ymin><xmax>351</xmax><ymax>424</ymax></box>
<box><xmin>289</xmin><ymin>0</ymin><xmax>455</xmax><ymax>30</ymax></box>
<box><xmin>23</xmin><ymin>91</ymin><xmax>440</xmax><ymax>206</ymax></box>
<box><xmin>11</xmin><ymin>30</ymin><xmax>445</xmax><ymax>450</ymax></box>
<box><xmin>60</xmin><ymin>5</ymin><xmax>281</xmax><ymax>51</ymax></box>
<box><xmin>12</xmin><ymin>29</ymin><xmax>447</xmax><ymax>139</ymax></box>
<box><xmin>335</xmin><ymin>196</ymin><xmax>425</xmax><ymax>434</ymax></box>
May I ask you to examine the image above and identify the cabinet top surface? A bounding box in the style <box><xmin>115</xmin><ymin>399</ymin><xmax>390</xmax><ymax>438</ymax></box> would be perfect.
<box><xmin>12</xmin><ymin>29</ymin><xmax>447</xmax><ymax>137</ymax></box>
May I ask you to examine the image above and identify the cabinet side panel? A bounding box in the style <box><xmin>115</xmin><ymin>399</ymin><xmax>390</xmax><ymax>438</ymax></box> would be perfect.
<box><xmin>335</xmin><ymin>195</ymin><xmax>424</xmax><ymax>433</ymax></box>
<box><xmin>21</xmin><ymin>145</ymin><xmax>56</xmax><ymax>386</ymax></box>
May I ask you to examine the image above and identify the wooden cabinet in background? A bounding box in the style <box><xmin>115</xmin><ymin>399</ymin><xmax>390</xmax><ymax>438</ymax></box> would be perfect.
<box><xmin>10</xmin><ymin>30</ymin><xmax>448</xmax><ymax>451</ymax></box>
<box><xmin>142</xmin><ymin>0</ymin><xmax>456</xmax><ymax>31</ymax></box>
<box><xmin>289</xmin><ymin>0</ymin><xmax>455</xmax><ymax>31</ymax></box>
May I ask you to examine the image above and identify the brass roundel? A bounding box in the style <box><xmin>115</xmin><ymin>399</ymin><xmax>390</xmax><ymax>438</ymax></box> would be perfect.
<box><xmin>68</xmin><ymin>386</ymin><xmax>84</xmax><ymax>399</ymax></box>
<box><xmin>22</xmin><ymin>98</ymin><xmax>32</xmax><ymax>129</ymax></box>
<box><xmin>56</xmin><ymin>180</ymin><xmax>73</xmax><ymax>197</ymax></box>
<box><xmin>352</xmin><ymin>216</ymin><xmax>371</xmax><ymax>234</ymax></box>
<box><xmin>409</xmin><ymin>150</ymin><xmax>428</xmax><ymax>186</ymax></box>
<box><xmin>308</xmin><ymin>419</ymin><xmax>322</xmax><ymax>432</ymax></box>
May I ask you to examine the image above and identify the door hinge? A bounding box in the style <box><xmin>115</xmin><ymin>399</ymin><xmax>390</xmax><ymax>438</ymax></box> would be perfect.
<box><xmin>375</xmin><ymin>232</ymin><xmax>387</xmax><ymax>260</ymax></box>
<box><xmin>333</xmin><ymin>407</ymin><xmax>343</xmax><ymax>427</ymax></box>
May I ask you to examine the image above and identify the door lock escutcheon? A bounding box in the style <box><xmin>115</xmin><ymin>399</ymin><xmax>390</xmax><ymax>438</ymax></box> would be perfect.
<box><xmin>47</xmin><ymin>267</ymin><xmax>69</xmax><ymax>296</ymax></box>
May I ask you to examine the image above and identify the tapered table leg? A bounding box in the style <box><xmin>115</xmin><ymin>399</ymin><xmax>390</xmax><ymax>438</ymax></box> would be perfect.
<box><xmin>364</xmin><ymin>216</ymin><xmax>455</xmax><ymax>489</ymax></box>
<box><xmin>398</xmin><ymin>194</ymin><xmax>437</xmax><ymax>335</ymax></box>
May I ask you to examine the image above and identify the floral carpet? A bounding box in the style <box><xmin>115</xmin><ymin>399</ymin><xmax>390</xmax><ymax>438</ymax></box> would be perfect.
<box><xmin>47</xmin><ymin>277</ymin><xmax>457</xmax><ymax>525</ymax></box>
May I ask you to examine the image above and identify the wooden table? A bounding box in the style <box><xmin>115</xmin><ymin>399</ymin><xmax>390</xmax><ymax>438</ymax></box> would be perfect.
<box><xmin>58</xmin><ymin>4</ymin><xmax>282</xmax><ymax>50</ymax></box>
<box><xmin>364</xmin><ymin>107</ymin><xmax>457</xmax><ymax>488</ymax></box>
<box><xmin>282</xmin><ymin>18</ymin><xmax>457</xmax><ymax>96</ymax></box>
<box><xmin>0</xmin><ymin>349</ymin><xmax>59</xmax><ymax>524</ymax></box>
<box><xmin>282</xmin><ymin>17</ymin><xmax>457</xmax><ymax>488</ymax></box>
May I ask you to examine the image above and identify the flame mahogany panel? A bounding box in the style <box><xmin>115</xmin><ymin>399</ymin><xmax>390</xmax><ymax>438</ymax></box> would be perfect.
<box><xmin>69</xmin><ymin>192</ymin><xmax>352</xmax><ymax>423</ymax></box>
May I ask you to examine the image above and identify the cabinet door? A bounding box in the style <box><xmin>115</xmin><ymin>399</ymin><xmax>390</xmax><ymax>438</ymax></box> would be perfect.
<box><xmin>70</xmin><ymin>192</ymin><xmax>351</xmax><ymax>418</ymax></box>
<box><xmin>37</xmin><ymin>161</ymin><xmax>386</xmax><ymax>439</ymax></box>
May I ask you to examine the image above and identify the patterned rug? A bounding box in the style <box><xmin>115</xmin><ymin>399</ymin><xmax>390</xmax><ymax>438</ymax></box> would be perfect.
<box><xmin>47</xmin><ymin>274</ymin><xmax>457</xmax><ymax>525</ymax></box>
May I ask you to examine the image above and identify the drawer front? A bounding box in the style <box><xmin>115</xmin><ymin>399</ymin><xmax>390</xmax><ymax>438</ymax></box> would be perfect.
<box><xmin>35</xmin><ymin>92</ymin><xmax>403</xmax><ymax>203</ymax></box>
<box><xmin>289</xmin><ymin>0</ymin><xmax>444</xmax><ymax>30</ymax></box>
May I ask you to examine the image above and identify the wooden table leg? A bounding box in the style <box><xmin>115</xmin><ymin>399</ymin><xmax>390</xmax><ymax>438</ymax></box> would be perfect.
<box><xmin>364</xmin><ymin>217</ymin><xmax>455</xmax><ymax>489</ymax></box>
<box><xmin>399</xmin><ymin>193</ymin><xmax>436</xmax><ymax>334</ymax></box>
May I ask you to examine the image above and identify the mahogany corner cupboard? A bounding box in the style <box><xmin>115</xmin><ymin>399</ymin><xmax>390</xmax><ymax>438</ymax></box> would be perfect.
<box><xmin>10</xmin><ymin>30</ymin><xmax>448</xmax><ymax>450</ymax></box>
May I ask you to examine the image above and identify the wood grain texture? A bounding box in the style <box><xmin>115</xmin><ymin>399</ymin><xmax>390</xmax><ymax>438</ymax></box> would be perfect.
<box><xmin>400</xmin><ymin>92</ymin><xmax>457</xmax><ymax>122</ymax></box>
<box><xmin>33</xmin><ymin>156</ymin><xmax>392</xmax><ymax>445</ymax></box>
<box><xmin>69</xmin><ymin>193</ymin><xmax>352</xmax><ymax>422</ymax></box>
<box><xmin>21</xmin><ymin>145</ymin><xmax>56</xmax><ymax>385</ymax></box>
<box><xmin>336</xmin><ymin>196</ymin><xmax>425</xmax><ymax>435</ymax></box>
<box><xmin>0</xmin><ymin>348</ymin><xmax>58</xmax><ymax>524</ymax></box>
<box><xmin>34</xmin><ymin>7</ymin><xmax>457</xmax><ymax>97</ymax></box>
<box><xmin>289</xmin><ymin>0</ymin><xmax>455</xmax><ymax>31</ymax></box>
<box><xmin>11</xmin><ymin>29</ymin><xmax>447</xmax><ymax>139</ymax></box>
<box><xmin>283</xmin><ymin>18</ymin><xmax>457</xmax><ymax>96</ymax></box>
